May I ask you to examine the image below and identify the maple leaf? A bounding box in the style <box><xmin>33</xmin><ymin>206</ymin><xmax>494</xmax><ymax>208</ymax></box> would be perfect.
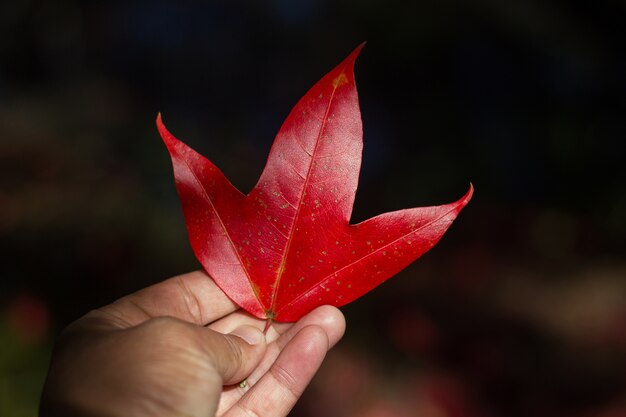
<box><xmin>158</xmin><ymin>44</ymin><xmax>473</xmax><ymax>322</ymax></box>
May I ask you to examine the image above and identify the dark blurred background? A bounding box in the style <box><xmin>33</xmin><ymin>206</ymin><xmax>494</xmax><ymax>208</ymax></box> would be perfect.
<box><xmin>1</xmin><ymin>1</ymin><xmax>625</xmax><ymax>416</ymax></box>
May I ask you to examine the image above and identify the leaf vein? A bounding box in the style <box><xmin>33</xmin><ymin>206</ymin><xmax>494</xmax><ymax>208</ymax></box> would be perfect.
<box><xmin>180</xmin><ymin>158</ymin><xmax>265</xmax><ymax>312</ymax></box>
<box><xmin>268</xmin><ymin>74</ymin><xmax>345</xmax><ymax>312</ymax></box>
<box><xmin>275</xmin><ymin>204</ymin><xmax>460</xmax><ymax>315</ymax></box>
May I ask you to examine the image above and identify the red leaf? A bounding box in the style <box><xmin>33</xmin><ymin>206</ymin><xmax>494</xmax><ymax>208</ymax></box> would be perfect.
<box><xmin>158</xmin><ymin>45</ymin><xmax>473</xmax><ymax>322</ymax></box>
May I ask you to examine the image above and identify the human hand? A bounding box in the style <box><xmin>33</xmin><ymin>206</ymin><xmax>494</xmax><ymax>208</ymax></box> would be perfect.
<box><xmin>40</xmin><ymin>271</ymin><xmax>345</xmax><ymax>417</ymax></box>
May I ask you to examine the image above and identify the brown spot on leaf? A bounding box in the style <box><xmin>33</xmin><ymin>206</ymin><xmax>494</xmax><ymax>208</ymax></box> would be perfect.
<box><xmin>332</xmin><ymin>73</ymin><xmax>349</xmax><ymax>88</ymax></box>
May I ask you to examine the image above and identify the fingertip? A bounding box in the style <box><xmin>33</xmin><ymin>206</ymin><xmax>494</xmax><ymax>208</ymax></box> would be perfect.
<box><xmin>298</xmin><ymin>325</ymin><xmax>330</xmax><ymax>354</ymax></box>
<box><xmin>229</xmin><ymin>325</ymin><xmax>266</xmax><ymax>346</ymax></box>
<box><xmin>210</xmin><ymin>325</ymin><xmax>267</xmax><ymax>385</ymax></box>
<box><xmin>304</xmin><ymin>305</ymin><xmax>346</xmax><ymax>348</ymax></box>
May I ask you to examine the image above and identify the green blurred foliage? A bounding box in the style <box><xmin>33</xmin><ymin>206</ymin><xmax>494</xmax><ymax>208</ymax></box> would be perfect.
<box><xmin>0</xmin><ymin>316</ymin><xmax>51</xmax><ymax>416</ymax></box>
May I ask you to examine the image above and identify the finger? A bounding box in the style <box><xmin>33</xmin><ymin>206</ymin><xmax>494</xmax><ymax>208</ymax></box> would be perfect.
<box><xmin>208</xmin><ymin>311</ymin><xmax>284</xmax><ymax>343</ymax></box>
<box><xmin>223</xmin><ymin>325</ymin><xmax>329</xmax><ymax>417</ymax></box>
<box><xmin>273</xmin><ymin>305</ymin><xmax>345</xmax><ymax>350</ymax></box>
<box><xmin>210</xmin><ymin>305</ymin><xmax>345</xmax><ymax>348</ymax></box>
<box><xmin>215</xmin><ymin>306</ymin><xmax>345</xmax><ymax>413</ymax></box>
<box><xmin>93</xmin><ymin>271</ymin><xmax>238</xmax><ymax>328</ymax></box>
<box><xmin>123</xmin><ymin>318</ymin><xmax>267</xmax><ymax>417</ymax></box>
<box><xmin>199</xmin><ymin>324</ymin><xmax>268</xmax><ymax>386</ymax></box>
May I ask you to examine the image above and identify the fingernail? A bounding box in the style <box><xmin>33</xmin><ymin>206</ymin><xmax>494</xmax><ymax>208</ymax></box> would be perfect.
<box><xmin>229</xmin><ymin>325</ymin><xmax>264</xmax><ymax>345</ymax></box>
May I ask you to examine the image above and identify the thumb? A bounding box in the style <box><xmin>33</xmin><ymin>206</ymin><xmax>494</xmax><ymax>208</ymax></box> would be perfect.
<box><xmin>201</xmin><ymin>325</ymin><xmax>267</xmax><ymax>385</ymax></box>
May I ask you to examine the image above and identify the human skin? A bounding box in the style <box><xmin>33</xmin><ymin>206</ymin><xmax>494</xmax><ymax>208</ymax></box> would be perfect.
<box><xmin>40</xmin><ymin>271</ymin><xmax>346</xmax><ymax>417</ymax></box>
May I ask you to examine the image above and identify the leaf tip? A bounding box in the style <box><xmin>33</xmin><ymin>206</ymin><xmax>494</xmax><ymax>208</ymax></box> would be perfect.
<box><xmin>460</xmin><ymin>183</ymin><xmax>474</xmax><ymax>208</ymax></box>
<box><xmin>156</xmin><ymin>112</ymin><xmax>177</xmax><ymax>149</ymax></box>
<box><xmin>346</xmin><ymin>42</ymin><xmax>366</xmax><ymax>65</ymax></box>
<box><xmin>331</xmin><ymin>43</ymin><xmax>366</xmax><ymax>88</ymax></box>
<box><xmin>156</xmin><ymin>111</ymin><xmax>165</xmax><ymax>132</ymax></box>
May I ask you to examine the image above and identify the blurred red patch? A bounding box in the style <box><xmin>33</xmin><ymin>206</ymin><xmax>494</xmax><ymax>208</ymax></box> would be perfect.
<box><xmin>389</xmin><ymin>309</ymin><xmax>440</xmax><ymax>356</ymax></box>
<box><xmin>409</xmin><ymin>373</ymin><xmax>483</xmax><ymax>417</ymax></box>
<box><xmin>4</xmin><ymin>293</ymin><xmax>50</xmax><ymax>344</ymax></box>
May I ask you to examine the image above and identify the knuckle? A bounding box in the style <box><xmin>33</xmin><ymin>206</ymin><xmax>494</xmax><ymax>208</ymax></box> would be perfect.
<box><xmin>230</xmin><ymin>403</ymin><xmax>262</xmax><ymax>417</ymax></box>
<box><xmin>231</xmin><ymin>403</ymin><xmax>262</xmax><ymax>417</ymax></box>
<box><xmin>174</xmin><ymin>276</ymin><xmax>205</xmax><ymax>324</ymax></box>
<box><xmin>141</xmin><ymin>317</ymin><xmax>190</xmax><ymax>342</ymax></box>
<box><xmin>270</xmin><ymin>362</ymin><xmax>301</xmax><ymax>399</ymax></box>
<box><xmin>223</xmin><ymin>335</ymin><xmax>245</xmax><ymax>369</ymax></box>
<box><xmin>147</xmin><ymin>316</ymin><xmax>178</xmax><ymax>329</ymax></box>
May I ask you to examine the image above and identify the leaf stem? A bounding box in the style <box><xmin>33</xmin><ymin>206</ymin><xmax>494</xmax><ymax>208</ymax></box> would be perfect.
<box><xmin>263</xmin><ymin>309</ymin><xmax>276</xmax><ymax>335</ymax></box>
